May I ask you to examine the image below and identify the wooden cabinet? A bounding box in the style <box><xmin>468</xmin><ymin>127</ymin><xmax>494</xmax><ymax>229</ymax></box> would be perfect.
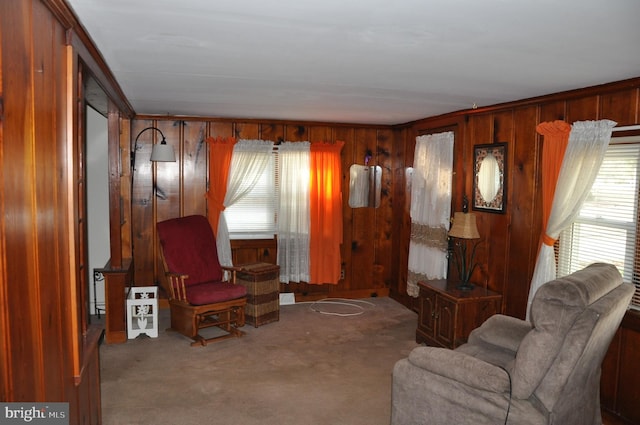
<box><xmin>416</xmin><ymin>280</ymin><xmax>502</xmax><ymax>349</ymax></box>
<box><xmin>100</xmin><ymin>259</ymin><xmax>134</xmax><ymax>344</ymax></box>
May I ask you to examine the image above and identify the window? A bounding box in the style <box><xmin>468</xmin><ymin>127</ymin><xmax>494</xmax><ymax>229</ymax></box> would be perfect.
<box><xmin>558</xmin><ymin>137</ymin><xmax>640</xmax><ymax>309</ymax></box>
<box><xmin>224</xmin><ymin>152</ymin><xmax>277</xmax><ymax>239</ymax></box>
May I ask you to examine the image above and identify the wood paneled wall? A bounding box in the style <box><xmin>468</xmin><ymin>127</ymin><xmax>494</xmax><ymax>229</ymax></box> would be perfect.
<box><xmin>1</xmin><ymin>1</ymin><xmax>133</xmax><ymax>423</ymax></box>
<box><xmin>404</xmin><ymin>80</ymin><xmax>640</xmax><ymax>317</ymax></box>
<box><xmin>130</xmin><ymin>118</ymin><xmax>399</xmax><ymax>300</ymax></box>
<box><xmin>1</xmin><ymin>0</ymin><xmax>80</xmax><ymax>401</ymax></box>
<box><xmin>129</xmin><ymin>79</ymin><xmax>640</xmax><ymax>313</ymax></box>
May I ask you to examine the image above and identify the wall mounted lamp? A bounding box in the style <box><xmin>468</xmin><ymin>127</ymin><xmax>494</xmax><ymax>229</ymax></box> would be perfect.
<box><xmin>134</xmin><ymin>126</ymin><xmax>176</xmax><ymax>162</ymax></box>
<box><xmin>448</xmin><ymin>211</ymin><xmax>480</xmax><ymax>290</ymax></box>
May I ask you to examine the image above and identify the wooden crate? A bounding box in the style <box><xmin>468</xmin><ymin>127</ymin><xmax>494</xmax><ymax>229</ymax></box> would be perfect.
<box><xmin>236</xmin><ymin>263</ymin><xmax>280</xmax><ymax>327</ymax></box>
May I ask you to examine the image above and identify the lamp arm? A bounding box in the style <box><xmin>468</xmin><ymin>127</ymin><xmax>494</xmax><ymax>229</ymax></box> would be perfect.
<box><xmin>131</xmin><ymin>126</ymin><xmax>168</xmax><ymax>170</ymax></box>
<box><xmin>134</xmin><ymin>126</ymin><xmax>167</xmax><ymax>144</ymax></box>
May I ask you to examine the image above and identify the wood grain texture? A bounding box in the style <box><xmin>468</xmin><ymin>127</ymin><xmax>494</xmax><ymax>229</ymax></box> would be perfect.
<box><xmin>1</xmin><ymin>1</ymin><xmax>105</xmax><ymax>419</ymax></box>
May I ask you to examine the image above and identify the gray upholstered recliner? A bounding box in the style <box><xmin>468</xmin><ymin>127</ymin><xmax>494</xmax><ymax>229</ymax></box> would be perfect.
<box><xmin>391</xmin><ymin>262</ymin><xmax>634</xmax><ymax>425</ymax></box>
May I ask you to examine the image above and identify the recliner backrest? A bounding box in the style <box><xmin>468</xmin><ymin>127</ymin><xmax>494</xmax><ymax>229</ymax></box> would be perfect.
<box><xmin>535</xmin><ymin>281</ymin><xmax>632</xmax><ymax>420</ymax></box>
<box><xmin>157</xmin><ymin>215</ymin><xmax>224</xmax><ymax>287</ymax></box>
<box><xmin>510</xmin><ymin>263</ymin><xmax>625</xmax><ymax>401</ymax></box>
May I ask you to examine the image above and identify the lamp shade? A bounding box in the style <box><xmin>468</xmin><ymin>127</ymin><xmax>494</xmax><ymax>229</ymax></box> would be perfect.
<box><xmin>448</xmin><ymin>212</ymin><xmax>480</xmax><ymax>239</ymax></box>
<box><xmin>150</xmin><ymin>142</ymin><xmax>176</xmax><ymax>162</ymax></box>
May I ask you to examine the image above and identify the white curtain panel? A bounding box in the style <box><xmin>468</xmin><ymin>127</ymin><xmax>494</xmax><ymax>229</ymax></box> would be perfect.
<box><xmin>277</xmin><ymin>142</ymin><xmax>311</xmax><ymax>283</ymax></box>
<box><xmin>217</xmin><ymin>139</ymin><xmax>274</xmax><ymax>267</ymax></box>
<box><xmin>526</xmin><ymin>119</ymin><xmax>616</xmax><ymax>318</ymax></box>
<box><xmin>407</xmin><ymin>131</ymin><xmax>454</xmax><ymax>297</ymax></box>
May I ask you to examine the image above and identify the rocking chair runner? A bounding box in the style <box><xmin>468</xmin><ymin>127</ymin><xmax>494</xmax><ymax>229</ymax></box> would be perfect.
<box><xmin>156</xmin><ymin>215</ymin><xmax>247</xmax><ymax>346</ymax></box>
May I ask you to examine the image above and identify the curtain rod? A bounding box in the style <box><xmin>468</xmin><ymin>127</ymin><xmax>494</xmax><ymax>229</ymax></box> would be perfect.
<box><xmin>612</xmin><ymin>125</ymin><xmax>640</xmax><ymax>132</ymax></box>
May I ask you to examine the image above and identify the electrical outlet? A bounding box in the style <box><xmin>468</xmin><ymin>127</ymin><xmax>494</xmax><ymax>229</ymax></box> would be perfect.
<box><xmin>340</xmin><ymin>269</ymin><xmax>345</xmax><ymax>280</ymax></box>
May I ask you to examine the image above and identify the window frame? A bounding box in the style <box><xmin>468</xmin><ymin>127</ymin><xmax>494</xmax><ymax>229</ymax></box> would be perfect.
<box><xmin>224</xmin><ymin>149</ymin><xmax>278</xmax><ymax>240</ymax></box>
<box><xmin>557</xmin><ymin>134</ymin><xmax>640</xmax><ymax>310</ymax></box>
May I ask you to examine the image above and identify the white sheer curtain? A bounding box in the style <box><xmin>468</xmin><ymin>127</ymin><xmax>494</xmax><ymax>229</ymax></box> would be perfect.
<box><xmin>407</xmin><ymin>132</ymin><xmax>454</xmax><ymax>297</ymax></box>
<box><xmin>217</xmin><ymin>139</ymin><xmax>274</xmax><ymax>267</ymax></box>
<box><xmin>277</xmin><ymin>142</ymin><xmax>311</xmax><ymax>283</ymax></box>
<box><xmin>526</xmin><ymin>119</ymin><xmax>616</xmax><ymax>318</ymax></box>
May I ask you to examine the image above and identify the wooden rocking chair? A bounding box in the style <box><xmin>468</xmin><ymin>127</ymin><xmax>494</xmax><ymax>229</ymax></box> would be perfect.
<box><xmin>156</xmin><ymin>215</ymin><xmax>247</xmax><ymax>346</ymax></box>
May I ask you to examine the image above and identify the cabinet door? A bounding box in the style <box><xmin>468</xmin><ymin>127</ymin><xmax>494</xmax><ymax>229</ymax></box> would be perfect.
<box><xmin>419</xmin><ymin>287</ymin><xmax>437</xmax><ymax>338</ymax></box>
<box><xmin>435</xmin><ymin>296</ymin><xmax>457</xmax><ymax>347</ymax></box>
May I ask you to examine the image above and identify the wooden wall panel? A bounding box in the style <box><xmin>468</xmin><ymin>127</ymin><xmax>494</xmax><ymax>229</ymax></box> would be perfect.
<box><xmin>309</xmin><ymin>125</ymin><xmax>333</xmax><ymax>142</ymax></box>
<box><xmin>131</xmin><ymin>119</ymin><xmax>155</xmax><ymax>285</ymax></box>
<box><xmin>210</xmin><ymin>121</ymin><xmax>233</xmax><ymax>139</ymax></box>
<box><xmin>466</xmin><ymin>115</ymin><xmax>495</xmax><ymax>287</ymax></box>
<box><xmin>504</xmin><ymin>106</ymin><xmax>541</xmax><ymax>316</ymax></box>
<box><xmin>154</xmin><ymin>121</ymin><xmax>181</xmax><ymax>282</ymax></box>
<box><xmin>601</xmin><ymin>327</ymin><xmax>621</xmax><ymax>414</ymax></box>
<box><xmin>0</xmin><ymin>15</ymin><xmax>6</xmax><ymax>402</ymax></box>
<box><xmin>155</xmin><ymin>120</ymin><xmax>181</xmax><ymax>222</ymax></box>
<box><xmin>389</xmin><ymin>128</ymin><xmax>411</xmax><ymax>304</ymax></box>
<box><xmin>182</xmin><ymin>121</ymin><xmax>208</xmax><ymax>217</ymax></box>
<box><xmin>600</xmin><ymin>89</ymin><xmax>639</xmax><ymax>126</ymax></box>
<box><xmin>349</xmin><ymin>128</ymin><xmax>378</xmax><ymax>290</ymax></box>
<box><xmin>235</xmin><ymin>122</ymin><xmax>259</xmax><ymax>140</ymax></box>
<box><xmin>374</xmin><ymin>128</ymin><xmax>394</xmax><ymax>289</ymax></box>
<box><xmin>2</xmin><ymin>0</ymin><xmax>43</xmax><ymax>400</ymax></box>
<box><xmin>539</xmin><ymin>100</ymin><xmax>566</xmax><ymax>123</ymax></box>
<box><xmin>566</xmin><ymin>95</ymin><xmax>600</xmax><ymax>122</ymax></box>
<box><xmin>33</xmin><ymin>0</ymin><xmax>67</xmax><ymax>400</ymax></box>
<box><xmin>335</xmin><ymin>126</ymin><xmax>356</xmax><ymax>290</ymax></box>
<box><xmin>2</xmin><ymin>1</ymin><xmax>105</xmax><ymax>421</ymax></box>
<box><xmin>260</xmin><ymin>123</ymin><xmax>284</xmax><ymax>141</ymax></box>
<box><xmin>484</xmin><ymin>111</ymin><xmax>513</xmax><ymax>291</ymax></box>
<box><xmin>616</xmin><ymin>323</ymin><xmax>640</xmax><ymax>423</ymax></box>
<box><xmin>119</xmin><ymin>116</ymin><xmax>133</xmax><ymax>261</ymax></box>
<box><xmin>285</xmin><ymin>124</ymin><xmax>308</xmax><ymax>142</ymax></box>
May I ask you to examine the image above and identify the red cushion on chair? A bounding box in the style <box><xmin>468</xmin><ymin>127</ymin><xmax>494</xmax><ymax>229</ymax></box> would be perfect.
<box><xmin>157</xmin><ymin>215</ymin><xmax>223</xmax><ymax>287</ymax></box>
<box><xmin>186</xmin><ymin>281</ymin><xmax>247</xmax><ymax>306</ymax></box>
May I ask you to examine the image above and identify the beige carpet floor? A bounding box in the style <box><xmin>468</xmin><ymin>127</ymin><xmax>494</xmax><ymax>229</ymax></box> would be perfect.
<box><xmin>99</xmin><ymin>297</ymin><xmax>420</xmax><ymax>425</ymax></box>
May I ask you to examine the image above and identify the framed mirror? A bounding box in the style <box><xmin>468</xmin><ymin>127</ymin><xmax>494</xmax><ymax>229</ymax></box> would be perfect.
<box><xmin>349</xmin><ymin>164</ymin><xmax>381</xmax><ymax>208</ymax></box>
<box><xmin>473</xmin><ymin>142</ymin><xmax>507</xmax><ymax>213</ymax></box>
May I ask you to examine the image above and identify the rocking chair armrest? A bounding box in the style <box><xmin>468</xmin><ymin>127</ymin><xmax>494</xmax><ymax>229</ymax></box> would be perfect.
<box><xmin>165</xmin><ymin>272</ymin><xmax>189</xmax><ymax>301</ymax></box>
<box><xmin>221</xmin><ymin>266</ymin><xmax>242</xmax><ymax>284</ymax></box>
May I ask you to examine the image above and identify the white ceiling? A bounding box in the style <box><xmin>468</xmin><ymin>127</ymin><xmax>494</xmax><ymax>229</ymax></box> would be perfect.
<box><xmin>67</xmin><ymin>0</ymin><xmax>640</xmax><ymax>125</ymax></box>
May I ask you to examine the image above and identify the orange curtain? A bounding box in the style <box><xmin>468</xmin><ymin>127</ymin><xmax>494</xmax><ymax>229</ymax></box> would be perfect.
<box><xmin>536</xmin><ymin>120</ymin><xmax>571</xmax><ymax>247</ymax></box>
<box><xmin>205</xmin><ymin>136</ymin><xmax>236</xmax><ymax>236</ymax></box>
<box><xmin>309</xmin><ymin>141</ymin><xmax>345</xmax><ymax>284</ymax></box>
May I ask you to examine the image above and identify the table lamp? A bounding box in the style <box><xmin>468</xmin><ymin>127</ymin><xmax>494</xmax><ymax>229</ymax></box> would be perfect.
<box><xmin>448</xmin><ymin>211</ymin><xmax>480</xmax><ymax>290</ymax></box>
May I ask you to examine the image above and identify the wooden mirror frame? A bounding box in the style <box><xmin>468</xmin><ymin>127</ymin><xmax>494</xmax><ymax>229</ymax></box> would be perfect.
<box><xmin>472</xmin><ymin>142</ymin><xmax>507</xmax><ymax>213</ymax></box>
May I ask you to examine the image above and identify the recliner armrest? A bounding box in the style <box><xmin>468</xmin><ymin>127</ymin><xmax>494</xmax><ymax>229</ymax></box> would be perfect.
<box><xmin>408</xmin><ymin>346</ymin><xmax>510</xmax><ymax>393</ymax></box>
<box><xmin>467</xmin><ymin>314</ymin><xmax>531</xmax><ymax>352</ymax></box>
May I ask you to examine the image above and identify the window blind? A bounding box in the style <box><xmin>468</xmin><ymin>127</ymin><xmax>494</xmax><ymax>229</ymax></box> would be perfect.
<box><xmin>225</xmin><ymin>153</ymin><xmax>276</xmax><ymax>239</ymax></box>
<box><xmin>558</xmin><ymin>139</ymin><xmax>640</xmax><ymax>309</ymax></box>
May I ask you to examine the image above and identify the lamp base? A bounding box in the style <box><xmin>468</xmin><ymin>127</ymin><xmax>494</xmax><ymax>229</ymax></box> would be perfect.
<box><xmin>456</xmin><ymin>281</ymin><xmax>475</xmax><ymax>291</ymax></box>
